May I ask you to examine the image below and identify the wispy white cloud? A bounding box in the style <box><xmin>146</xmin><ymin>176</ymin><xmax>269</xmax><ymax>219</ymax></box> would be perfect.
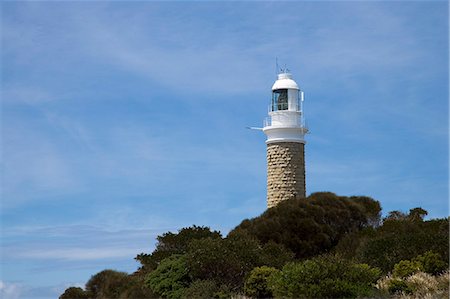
<box><xmin>0</xmin><ymin>281</ymin><xmax>22</xmax><ymax>299</ymax></box>
<box><xmin>14</xmin><ymin>247</ymin><xmax>144</xmax><ymax>261</ymax></box>
<box><xmin>72</xmin><ymin>13</ymin><xmax>266</xmax><ymax>94</ymax></box>
<box><xmin>2</xmin><ymin>134</ymin><xmax>80</xmax><ymax>205</ymax></box>
<box><xmin>2</xmin><ymin>109</ymin><xmax>264</xmax><ymax>209</ymax></box>
<box><xmin>2</xmin><ymin>124</ymin><xmax>83</xmax><ymax>206</ymax></box>
<box><xmin>2</xmin><ymin>225</ymin><xmax>163</xmax><ymax>266</ymax></box>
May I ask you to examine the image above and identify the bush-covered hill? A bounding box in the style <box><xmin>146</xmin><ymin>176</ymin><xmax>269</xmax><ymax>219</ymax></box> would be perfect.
<box><xmin>230</xmin><ymin>192</ymin><xmax>382</xmax><ymax>259</ymax></box>
<box><xmin>60</xmin><ymin>192</ymin><xmax>449</xmax><ymax>299</ymax></box>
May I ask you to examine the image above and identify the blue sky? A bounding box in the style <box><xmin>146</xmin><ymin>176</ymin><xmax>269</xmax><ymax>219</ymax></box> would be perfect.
<box><xmin>1</xmin><ymin>1</ymin><xmax>448</xmax><ymax>298</ymax></box>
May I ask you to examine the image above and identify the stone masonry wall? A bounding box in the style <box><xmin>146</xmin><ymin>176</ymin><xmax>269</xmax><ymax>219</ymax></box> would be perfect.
<box><xmin>267</xmin><ymin>142</ymin><xmax>306</xmax><ymax>208</ymax></box>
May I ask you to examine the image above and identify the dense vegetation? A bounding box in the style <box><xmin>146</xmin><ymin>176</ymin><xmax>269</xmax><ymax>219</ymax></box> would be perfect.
<box><xmin>335</xmin><ymin>207</ymin><xmax>449</xmax><ymax>273</ymax></box>
<box><xmin>230</xmin><ymin>192</ymin><xmax>382</xmax><ymax>259</ymax></box>
<box><xmin>60</xmin><ymin>193</ymin><xmax>449</xmax><ymax>299</ymax></box>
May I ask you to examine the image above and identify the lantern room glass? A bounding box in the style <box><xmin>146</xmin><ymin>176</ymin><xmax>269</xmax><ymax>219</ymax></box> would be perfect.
<box><xmin>272</xmin><ymin>89</ymin><xmax>288</xmax><ymax>111</ymax></box>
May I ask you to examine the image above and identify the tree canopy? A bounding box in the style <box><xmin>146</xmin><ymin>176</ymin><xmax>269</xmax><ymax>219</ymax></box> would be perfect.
<box><xmin>136</xmin><ymin>225</ymin><xmax>222</xmax><ymax>273</ymax></box>
<box><xmin>230</xmin><ymin>192</ymin><xmax>382</xmax><ymax>258</ymax></box>
<box><xmin>335</xmin><ymin>209</ymin><xmax>449</xmax><ymax>273</ymax></box>
<box><xmin>85</xmin><ymin>270</ymin><xmax>129</xmax><ymax>299</ymax></box>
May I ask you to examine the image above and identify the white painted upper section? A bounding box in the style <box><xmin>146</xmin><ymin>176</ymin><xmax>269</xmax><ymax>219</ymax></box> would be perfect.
<box><xmin>263</xmin><ymin>71</ymin><xmax>308</xmax><ymax>144</ymax></box>
<box><xmin>272</xmin><ymin>73</ymin><xmax>299</xmax><ymax>90</ymax></box>
<box><xmin>269</xmin><ymin>111</ymin><xmax>301</xmax><ymax>127</ymax></box>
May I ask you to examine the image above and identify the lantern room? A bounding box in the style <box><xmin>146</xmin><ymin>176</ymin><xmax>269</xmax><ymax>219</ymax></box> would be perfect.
<box><xmin>271</xmin><ymin>72</ymin><xmax>301</xmax><ymax>112</ymax></box>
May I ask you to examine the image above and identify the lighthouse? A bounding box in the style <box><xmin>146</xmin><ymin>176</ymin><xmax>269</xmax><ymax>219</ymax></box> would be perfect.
<box><xmin>263</xmin><ymin>70</ymin><xmax>308</xmax><ymax>208</ymax></box>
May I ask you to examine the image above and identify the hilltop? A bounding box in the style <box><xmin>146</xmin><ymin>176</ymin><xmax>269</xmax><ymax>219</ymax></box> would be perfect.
<box><xmin>60</xmin><ymin>192</ymin><xmax>449</xmax><ymax>299</ymax></box>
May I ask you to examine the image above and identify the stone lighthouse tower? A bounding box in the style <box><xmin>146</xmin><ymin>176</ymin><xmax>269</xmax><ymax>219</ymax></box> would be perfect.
<box><xmin>263</xmin><ymin>70</ymin><xmax>308</xmax><ymax>208</ymax></box>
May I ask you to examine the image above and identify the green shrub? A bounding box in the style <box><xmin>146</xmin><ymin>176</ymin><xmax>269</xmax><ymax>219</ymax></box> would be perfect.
<box><xmin>244</xmin><ymin>266</ymin><xmax>279</xmax><ymax>298</ymax></box>
<box><xmin>212</xmin><ymin>284</ymin><xmax>233</xmax><ymax>299</ymax></box>
<box><xmin>182</xmin><ymin>280</ymin><xmax>218</xmax><ymax>299</ymax></box>
<box><xmin>268</xmin><ymin>255</ymin><xmax>381</xmax><ymax>298</ymax></box>
<box><xmin>393</xmin><ymin>251</ymin><xmax>447</xmax><ymax>278</ymax></box>
<box><xmin>85</xmin><ymin>269</ymin><xmax>129</xmax><ymax>299</ymax></box>
<box><xmin>136</xmin><ymin>225</ymin><xmax>221</xmax><ymax>274</ymax></box>
<box><xmin>259</xmin><ymin>241</ymin><xmax>295</xmax><ymax>269</ymax></box>
<box><xmin>59</xmin><ymin>287</ymin><xmax>88</xmax><ymax>299</ymax></box>
<box><xmin>145</xmin><ymin>255</ymin><xmax>190</xmax><ymax>299</ymax></box>
<box><xmin>118</xmin><ymin>275</ymin><xmax>156</xmax><ymax>299</ymax></box>
<box><xmin>336</xmin><ymin>214</ymin><xmax>449</xmax><ymax>273</ymax></box>
<box><xmin>393</xmin><ymin>260</ymin><xmax>421</xmax><ymax>278</ymax></box>
<box><xmin>414</xmin><ymin>251</ymin><xmax>447</xmax><ymax>275</ymax></box>
<box><xmin>186</xmin><ymin>232</ymin><xmax>264</xmax><ymax>291</ymax></box>
<box><xmin>387</xmin><ymin>279</ymin><xmax>412</xmax><ymax>294</ymax></box>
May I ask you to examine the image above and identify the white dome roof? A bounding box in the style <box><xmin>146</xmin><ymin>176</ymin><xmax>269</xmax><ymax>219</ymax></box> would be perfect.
<box><xmin>272</xmin><ymin>73</ymin><xmax>299</xmax><ymax>90</ymax></box>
